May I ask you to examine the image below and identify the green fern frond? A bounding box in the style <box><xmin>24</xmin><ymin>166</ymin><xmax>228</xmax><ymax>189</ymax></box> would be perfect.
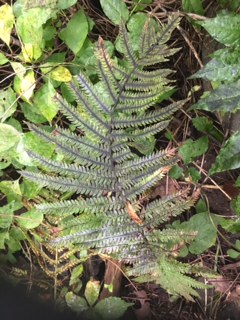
<box><xmin>21</xmin><ymin>14</ymin><xmax>212</xmax><ymax>300</ymax></box>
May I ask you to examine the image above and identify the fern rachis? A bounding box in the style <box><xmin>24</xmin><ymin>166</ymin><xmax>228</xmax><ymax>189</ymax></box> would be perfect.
<box><xmin>21</xmin><ymin>14</ymin><xmax>212</xmax><ymax>300</ymax></box>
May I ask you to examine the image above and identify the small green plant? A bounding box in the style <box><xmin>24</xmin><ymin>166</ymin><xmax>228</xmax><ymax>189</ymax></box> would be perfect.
<box><xmin>65</xmin><ymin>279</ymin><xmax>133</xmax><ymax>320</ymax></box>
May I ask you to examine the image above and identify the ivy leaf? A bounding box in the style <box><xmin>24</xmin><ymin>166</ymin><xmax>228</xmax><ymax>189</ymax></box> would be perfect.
<box><xmin>93</xmin><ymin>297</ymin><xmax>133</xmax><ymax>320</ymax></box>
<box><xmin>195</xmin><ymin>81</ymin><xmax>240</xmax><ymax>113</ymax></box>
<box><xmin>0</xmin><ymin>4</ymin><xmax>14</xmax><ymax>47</ymax></box>
<box><xmin>65</xmin><ymin>292</ymin><xmax>88</xmax><ymax>313</ymax></box>
<box><xmin>59</xmin><ymin>10</ymin><xmax>88</xmax><ymax>55</ymax></box>
<box><xmin>0</xmin><ymin>87</ymin><xmax>17</xmax><ymax>122</ymax></box>
<box><xmin>0</xmin><ymin>124</ymin><xmax>21</xmax><ymax>153</ymax></box>
<box><xmin>210</xmin><ymin>131</ymin><xmax>240</xmax><ymax>174</ymax></box>
<box><xmin>33</xmin><ymin>82</ymin><xmax>58</xmax><ymax>122</ymax></box>
<box><xmin>85</xmin><ymin>280</ymin><xmax>100</xmax><ymax>307</ymax></box>
<box><xmin>17</xmin><ymin>208</ymin><xmax>43</xmax><ymax>229</ymax></box>
<box><xmin>50</xmin><ymin>66</ymin><xmax>72</xmax><ymax>82</ymax></box>
<box><xmin>13</xmin><ymin>70</ymin><xmax>36</xmax><ymax>102</ymax></box>
<box><xmin>200</xmin><ymin>12</ymin><xmax>240</xmax><ymax>48</ymax></box>
<box><xmin>100</xmin><ymin>0</ymin><xmax>129</xmax><ymax>25</ymax></box>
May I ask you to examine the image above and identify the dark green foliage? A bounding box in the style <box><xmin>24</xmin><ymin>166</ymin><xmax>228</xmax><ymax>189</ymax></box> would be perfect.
<box><xmin>21</xmin><ymin>15</ymin><xmax>211</xmax><ymax>299</ymax></box>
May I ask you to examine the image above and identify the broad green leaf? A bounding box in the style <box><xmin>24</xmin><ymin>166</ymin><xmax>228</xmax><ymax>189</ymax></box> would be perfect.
<box><xmin>0</xmin><ymin>180</ymin><xmax>21</xmax><ymax>197</ymax></box>
<box><xmin>169</xmin><ymin>164</ymin><xmax>183</xmax><ymax>179</ymax></box>
<box><xmin>69</xmin><ymin>264</ymin><xmax>83</xmax><ymax>286</ymax></box>
<box><xmin>20</xmin><ymin>180</ymin><xmax>42</xmax><ymax>200</ymax></box>
<box><xmin>23</xmin><ymin>131</ymin><xmax>55</xmax><ymax>159</ymax></box>
<box><xmin>131</xmin><ymin>0</ymin><xmax>153</xmax><ymax>12</ymax></box>
<box><xmin>43</xmin><ymin>25</ymin><xmax>56</xmax><ymax>42</ymax></box>
<box><xmin>0</xmin><ymin>87</ymin><xmax>17</xmax><ymax>122</ymax></box>
<box><xmin>210</xmin><ymin>130</ymin><xmax>240</xmax><ymax>174</ymax></box>
<box><xmin>94</xmin><ymin>297</ymin><xmax>133</xmax><ymax>320</ymax></box>
<box><xmin>0</xmin><ymin>124</ymin><xmax>21</xmax><ymax>153</ymax></box>
<box><xmin>180</xmin><ymin>212</ymin><xmax>219</xmax><ymax>254</ymax></box>
<box><xmin>0</xmin><ymin>4</ymin><xmax>14</xmax><ymax>47</ymax></box>
<box><xmin>33</xmin><ymin>82</ymin><xmax>57</xmax><ymax>122</ymax></box>
<box><xmin>227</xmin><ymin>249</ymin><xmax>240</xmax><ymax>259</ymax></box>
<box><xmin>65</xmin><ymin>292</ymin><xmax>88</xmax><ymax>313</ymax></box>
<box><xmin>50</xmin><ymin>66</ymin><xmax>72</xmax><ymax>82</ymax></box>
<box><xmin>0</xmin><ymin>53</ymin><xmax>9</xmax><ymax>65</ymax></box>
<box><xmin>195</xmin><ymin>81</ymin><xmax>240</xmax><ymax>113</ymax></box>
<box><xmin>0</xmin><ymin>230</ymin><xmax>9</xmax><ymax>249</ymax></box>
<box><xmin>187</xmin><ymin>167</ymin><xmax>201</xmax><ymax>182</ymax></box>
<box><xmin>127</xmin><ymin>13</ymin><xmax>148</xmax><ymax>51</ymax></box>
<box><xmin>57</xmin><ymin>0</ymin><xmax>77</xmax><ymax>9</ymax></box>
<box><xmin>179</xmin><ymin>136</ymin><xmax>209</xmax><ymax>164</ymax></box>
<box><xmin>14</xmin><ymin>70</ymin><xmax>36</xmax><ymax>102</ymax></box>
<box><xmin>17</xmin><ymin>208</ymin><xmax>43</xmax><ymax>229</ymax></box>
<box><xmin>6</xmin><ymin>117</ymin><xmax>22</xmax><ymax>132</ymax></box>
<box><xmin>61</xmin><ymin>83</ymin><xmax>76</xmax><ymax>102</ymax></box>
<box><xmin>129</xmin><ymin>136</ymin><xmax>156</xmax><ymax>155</ymax></box>
<box><xmin>192</xmin><ymin>59</ymin><xmax>240</xmax><ymax>82</ymax></box>
<box><xmin>0</xmin><ymin>159</ymin><xmax>11</xmax><ymax>170</ymax></box>
<box><xmin>59</xmin><ymin>10</ymin><xmax>88</xmax><ymax>55</ymax></box>
<box><xmin>182</xmin><ymin>0</ymin><xmax>204</xmax><ymax>14</ymax></box>
<box><xmin>100</xmin><ymin>0</ymin><xmax>129</xmax><ymax>25</ymax></box>
<box><xmin>85</xmin><ymin>280</ymin><xmax>100</xmax><ymax>307</ymax></box>
<box><xmin>192</xmin><ymin>116</ymin><xmax>223</xmax><ymax>142</ymax></box>
<box><xmin>21</xmin><ymin>102</ymin><xmax>47</xmax><ymax>124</ymax></box>
<box><xmin>6</xmin><ymin>236</ymin><xmax>21</xmax><ymax>252</ymax></box>
<box><xmin>14</xmin><ymin>135</ymin><xmax>33</xmax><ymax>166</ymax></box>
<box><xmin>201</xmin><ymin>12</ymin><xmax>240</xmax><ymax>47</ymax></box>
<box><xmin>45</xmin><ymin>52</ymin><xmax>66</xmax><ymax>64</ymax></box>
<box><xmin>0</xmin><ymin>203</ymin><xmax>14</xmax><ymax>228</ymax></box>
<box><xmin>6</xmin><ymin>227</ymin><xmax>25</xmax><ymax>253</ymax></box>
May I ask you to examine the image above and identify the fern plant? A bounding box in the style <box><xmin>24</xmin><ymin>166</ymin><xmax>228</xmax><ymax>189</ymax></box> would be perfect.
<box><xmin>21</xmin><ymin>14</ymin><xmax>211</xmax><ymax>300</ymax></box>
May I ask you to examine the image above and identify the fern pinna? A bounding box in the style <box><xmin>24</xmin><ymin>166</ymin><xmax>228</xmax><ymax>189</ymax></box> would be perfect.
<box><xmin>21</xmin><ymin>15</ymin><xmax>210</xmax><ymax>300</ymax></box>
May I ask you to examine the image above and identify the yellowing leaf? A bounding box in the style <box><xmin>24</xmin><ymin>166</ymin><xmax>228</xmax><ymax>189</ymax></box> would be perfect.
<box><xmin>50</xmin><ymin>66</ymin><xmax>72</xmax><ymax>82</ymax></box>
<box><xmin>14</xmin><ymin>70</ymin><xmax>36</xmax><ymax>102</ymax></box>
<box><xmin>0</xmin><ymin>4</ymin><xmax>14</xmax><ymax>46</ymax></box>
<box><xmin>85</xmin><ymin>280</ymin><xmax>100</xmax><ymax>306</ymax></box>
<box><xmin>15</xmin><ymin>8</ymin><xmax>52</xmax><ymax>61</ymax></box>
<box><xmin>21</xmin><ymin>43</ymin><xmax>34</xmax><ymax>62</ymax></box>
<box><xmin>10</xmin><ymin>62</ymin><xmax>26</xmax><ymax>77</ymax></box>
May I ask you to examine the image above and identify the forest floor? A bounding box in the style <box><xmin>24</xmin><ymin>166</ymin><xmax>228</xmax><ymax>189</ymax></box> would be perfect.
<box><xmin>1</xmin><ymin>1</ymin><xmax>240</xmax><ymax>320</ymax></box>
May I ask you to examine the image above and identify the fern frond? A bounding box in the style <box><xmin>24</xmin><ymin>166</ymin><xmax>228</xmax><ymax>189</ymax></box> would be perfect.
<box><xmin>21</xmin><ymin>14</ymin><xmax>211</xmax><ymax>300</ymax></box>
<box><xmin>113</xmin><ymin>100</ymin><xmax>186</xmax><ymax>129</ymax></box>
<box><xmin>20</xmin><ymin>170</ymin><xmax>113</xmax><ymax>196</ymax></box>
